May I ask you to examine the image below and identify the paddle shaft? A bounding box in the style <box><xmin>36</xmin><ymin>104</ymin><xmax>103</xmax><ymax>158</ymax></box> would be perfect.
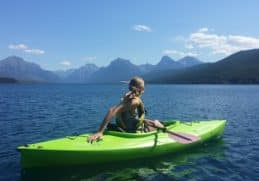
<box><xmin>146</xmin><ymin>122</ymin><xmax>198</xmax><ymax>143</ymax></box>
<box><xmin>165</xmin><ymin>129</ymin><xmax>192</xmax><ymax>141</ymax></box>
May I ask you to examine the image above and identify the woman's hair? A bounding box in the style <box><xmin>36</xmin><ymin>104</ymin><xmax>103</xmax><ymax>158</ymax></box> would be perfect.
<box><xmin>128</xmin><ymin>76</ymin><xmax>145</xmax><ymax>97</ymax></box>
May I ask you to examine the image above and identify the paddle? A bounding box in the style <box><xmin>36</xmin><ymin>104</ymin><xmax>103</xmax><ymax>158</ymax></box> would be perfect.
<box><xmin>147</xmin><ymin>123</ymin><xmax>200</xmax><ymax>144</ymax></box>
<box><xmin>163</xmin><ymin>128</ymin><xmax>200</xmax><ymax>144</ymax></box>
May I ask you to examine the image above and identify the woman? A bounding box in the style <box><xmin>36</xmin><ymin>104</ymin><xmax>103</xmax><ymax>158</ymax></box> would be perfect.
<box><xmin>87</xmin><ymin>76</ymin><xmax>164</xmax><ymax>143</ymax></box>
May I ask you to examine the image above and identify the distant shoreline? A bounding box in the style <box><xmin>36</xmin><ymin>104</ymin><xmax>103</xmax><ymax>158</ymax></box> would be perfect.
<box><xmin>0</xmin><ymin>77</ymin><xmax>17</xmax><ymax>83</ymax></box>
<box><xmin>1</xmin><ymin>81</ymin><xmax>259</xmax><ymax>85</ymax></box>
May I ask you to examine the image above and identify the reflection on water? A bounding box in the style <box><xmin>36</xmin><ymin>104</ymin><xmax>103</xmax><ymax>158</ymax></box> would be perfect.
<box><xmin>21</xmin><ymin>140</ymin><xmax>225</xmax><ymax>181</ymax></box>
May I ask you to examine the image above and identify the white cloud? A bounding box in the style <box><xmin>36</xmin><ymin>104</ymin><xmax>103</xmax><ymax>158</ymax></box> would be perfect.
<box><xmin>198</xmin><ymin>27</ymin><xmax>209</xmax><ymax>33</ymax></box>
<box><xmin>188</xmin><ymin>28</ymin><xmax>259</xmax><ymax>55</ymax></box>
<box><xmin>24</xmin><ymin>49</ymin><xmax>45</xmax><ymax>55</ymax></box>
<box><xmin>186</xmin><ymin>52</ymin><xmax>198</xmax><ymax>57</ymax></box>
<box><xmin>8</xmin><ymin>43</ymin><xmax>45</xmax><ymax>55</ymax></box>
<box><xmin>163</xmin><ymin>49</ymin><xmax>184</xmax><ymax>57</ymax></box>
<box><xmin>163</xmin><ymin>49</ymin><xmax>198</xmax><ymax>57</ymax></box>
<box><xmin>8</xmin><ymin>44</ymin><xmax>28</xmax><ymax>50</ymax></box>
<box><xmin>60</xmin><ymin>61</ymin><xmax>71</xmax><ymax>66</ymax></box>
<box><xmin>185</xmin><ymin>44</ymin><xmax>194</xmax><ymax>49</ymax></box>
<box><xmin>228</xmin><ymin>35</ymin><xmax>259</xmax><ymax>48</ymax></box>
<box><xmin>132</xmin><ymin>25</ymin><xmax>152</xmax><ymax>32</ymax></box>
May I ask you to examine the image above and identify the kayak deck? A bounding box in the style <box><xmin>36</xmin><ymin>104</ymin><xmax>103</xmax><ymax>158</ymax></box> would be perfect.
<box><xmin>17</xmin><ymin>120</ymin><xmax>226</xmax><ymax>168</ymax></box>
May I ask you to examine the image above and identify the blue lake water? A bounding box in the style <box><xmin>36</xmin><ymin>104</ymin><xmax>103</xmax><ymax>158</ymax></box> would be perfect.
<box><xmin>0</xmin><ymin>84</ymin><xmax>259</xmax><ymax>180</ymax></box>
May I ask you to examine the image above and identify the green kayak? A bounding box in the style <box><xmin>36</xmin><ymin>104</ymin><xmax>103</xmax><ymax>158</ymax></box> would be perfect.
<box><xmin>17</xmin><ymin>120</ymin><xmax>226</xmax><ymax>168</ymax></box>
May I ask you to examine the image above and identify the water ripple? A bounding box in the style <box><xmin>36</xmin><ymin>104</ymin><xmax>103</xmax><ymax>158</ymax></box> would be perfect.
<box><xmin>1</xmin><ymin>84</ymin><xmax>259</xmax><ymax>180</ymax></box>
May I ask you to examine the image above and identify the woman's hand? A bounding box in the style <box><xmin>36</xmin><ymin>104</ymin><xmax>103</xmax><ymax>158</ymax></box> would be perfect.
<box><xmin>87</xmin><ymin>132</ymin><xmax>103</xmax><ymax>143</ymax></box>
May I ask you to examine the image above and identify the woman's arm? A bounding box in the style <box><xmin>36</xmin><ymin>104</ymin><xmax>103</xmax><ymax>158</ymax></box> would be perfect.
<box><xmin>87</xmin><ymin>99</ymin><xmax>139</xmax><ymax>143</ymax></box>
<box><xmin>87</xmin><ymin>104</ymin><xmax>122</xmax><ymax>143</ymax></box>
<box><xmin>97</xmin><ymin>105</ymin><xmax>123</xmax><ymax>133</ymax></box>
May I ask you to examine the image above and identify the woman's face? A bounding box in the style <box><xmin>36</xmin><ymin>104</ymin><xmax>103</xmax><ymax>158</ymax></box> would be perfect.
<box><xmin>138</xmin><ymin>87</ymin><xmax>145</xmax><ymax>96</ymax></box>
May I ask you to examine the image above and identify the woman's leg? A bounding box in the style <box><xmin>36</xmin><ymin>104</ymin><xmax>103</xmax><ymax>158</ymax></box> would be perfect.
<box><xmin>144</xmin><ymin>119</ymin><xmax>165</xmax><ymax>132</ymax></box>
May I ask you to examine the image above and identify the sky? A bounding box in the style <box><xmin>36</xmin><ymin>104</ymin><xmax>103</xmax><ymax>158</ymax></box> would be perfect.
<box><xmin>1</xmin><ymin>0</ymin><xmax>259</xmax><ymax>70</ymax></box>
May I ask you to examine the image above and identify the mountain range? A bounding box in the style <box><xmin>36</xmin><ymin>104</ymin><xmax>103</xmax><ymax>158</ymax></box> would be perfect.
<box><xmin>0</xmin><ymin>56</ymin><xmax>60</xmax><ymax>83</ymax></box>
<box><xmin>1</xmin><ymin>49</ymin><xmax>259</xmax><ymax>84</ymax></box>
<box><xmin>57</xmin><ymin>56</ymin><xmax>201</xmax><ymax>83</ymax></box>
<box><xmin>0</xmin><ymin>55</ymin><xmax>201</xmax><ymax>83</ymax></box>
<box><xmin>146</xmin><ymin>49</ymin><xmax>259</xmax><ymax>84</ymax></box>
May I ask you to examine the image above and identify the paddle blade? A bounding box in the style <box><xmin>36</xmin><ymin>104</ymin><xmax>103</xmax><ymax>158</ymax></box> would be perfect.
<box><xmin>167</xmin><ymin>131</ymin><xmax>200</xmax><ymax>144</ymax></box>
